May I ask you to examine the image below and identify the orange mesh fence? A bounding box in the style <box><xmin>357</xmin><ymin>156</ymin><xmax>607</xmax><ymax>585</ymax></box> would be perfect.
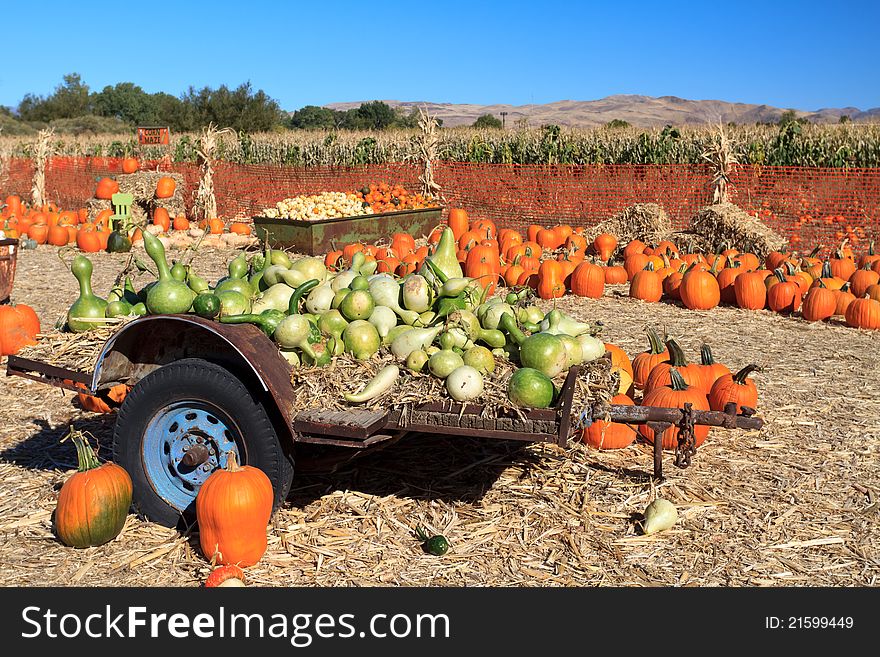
<box><xmin>3</xmin><ymin>157</ymin><xmax>879</xmax><ymax>255</ymax></box>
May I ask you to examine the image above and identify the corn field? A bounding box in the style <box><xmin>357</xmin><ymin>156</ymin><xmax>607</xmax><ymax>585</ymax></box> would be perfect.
<box><xmin>1</xmin><ymin>123</ymin><xmax>879</xmax><ymax>168</ymax></box>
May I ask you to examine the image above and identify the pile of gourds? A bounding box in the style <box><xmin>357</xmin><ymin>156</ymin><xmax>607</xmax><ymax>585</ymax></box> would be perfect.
<box><xmin>65</xmin><ymin>225</ymin><xmax>609</xmax><ymax>409</ymax></box>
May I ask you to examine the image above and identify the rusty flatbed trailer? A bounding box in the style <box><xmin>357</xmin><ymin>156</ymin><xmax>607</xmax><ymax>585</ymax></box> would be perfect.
<box><xmin>6</xmin><ymin>315</ymin><xmax>763</xmax><ymax>528</ymax></box>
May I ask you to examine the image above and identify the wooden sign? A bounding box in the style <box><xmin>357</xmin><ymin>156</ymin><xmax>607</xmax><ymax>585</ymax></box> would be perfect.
<box><xmin>137</xmin><ymin>126</ymin><xmax>171</xmax><ymax>146</ymax></box>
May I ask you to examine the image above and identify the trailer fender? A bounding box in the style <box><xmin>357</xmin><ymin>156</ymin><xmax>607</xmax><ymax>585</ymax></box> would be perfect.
<box><xmin>91</xmin><ymin>314</ymin><xmax>297</xmax><ymax>434</ymax></box>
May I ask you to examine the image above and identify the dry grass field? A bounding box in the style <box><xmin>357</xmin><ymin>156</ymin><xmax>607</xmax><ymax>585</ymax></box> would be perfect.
<box><xmin>0</xmin><ymin>246</ymin><xmax>877</xmax><ymax>587</ymax></box>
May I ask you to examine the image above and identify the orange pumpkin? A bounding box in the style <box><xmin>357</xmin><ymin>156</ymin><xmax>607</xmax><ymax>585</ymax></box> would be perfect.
<box><xmin>537</xmin><ymin>260</ymin><xmax>566</xmax><ymax>299</ymax></box>
<box><xmin>709</xmin><ymin>364</ymin><xmax>760</xmax><ymax>414</ymax></box>
<box><xmin>153</xmin><ymin>207</ymin><xmax>171</xmax><ymax>232</ymax></box>
<box><xmin>631</xmin><ymin>327</ymin><xmax>669</xmax><ymax>391</ymax></box>
<box><xmin>76</xmin><ymin>383</ymin><xmax>130</xmax><ymax>414</ymax></box>
<box><xmin>0</xmin><ymin>303</ymin><xmax>41</xmax><ymax>355</ymax></box>
<box><xmin>122</xmin><ymin>157</ymin><xmax>139</xmax><ymax>174</ymax></box>
<box><xmin>54</xmin><ymin>431</ymin><xmax>132</xmax><ymax>548</ymax></box>
<box><xmin>390</xmin><ymin>232</ymin><xmax>416</xmax><ymax>258</ymax></box>
<box><xmin>173</xmin><ymin>214</ymin><xmax>190</xmax><ymax>231</ymax></box>
<box><xmin>47</xmin><ymin>224</ymin><xmax>69</xmax><ymax>246</ymax></box>
<box><xmin>593</xmin><ymin>233</ymin><xmax>618</xmax><ymax>261</ymax></box>
<box><xmin>95</xmin><ymin>177</ymin><xmax>119</xmax><ymax>200</ymax></box>
<box><xmin>640</xmin><ymin>369</ymin><xmax>710</xmax><ymax>449</ymax></box>
<box><xmin>156</xmin><ymin>176</ymin><xmax>177</xmax><ymax>198</ymax></box>
<box><xmin>27</xmin><ymin>223</ymin><xmax>49</xmax><ymax>244</ymax></box>
<box><xmin>582</xmin><ymin>395</ymin><xmax>636</xmax><ymax>449</ymax></box>
<box><xmin>196</xmin><ymin>451</ymin><xmax>274</xmax><ymax>567</ymax></box>
<box><xmin>447</xmin><ymin>208</ymin><xmax>470</xmax><ymax>241</ymax></box>
<box><xmin>569</xmin><ymin>260</ymin><xmax>604</xmax><ymax>298</ymax></box>
<box><xmin>229</xmin><ymin>222</ymin><xmax>252</xmax><ymax>236</ymax></box>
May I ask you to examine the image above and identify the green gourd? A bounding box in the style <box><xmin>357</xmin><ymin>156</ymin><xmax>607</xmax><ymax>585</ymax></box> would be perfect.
<box><xmin>105</xmin><ymin>300</ymin><xmax>132</xmax><ymax>318</ymax></box>
<box><xmin>170</xmin><ymin>261</ymin><xmax>188</xmax><ymax>282</ymax></box>
<box><xmin>219</xmin><ymin>309</ymin><xmax>286</xmax><ymax>337</ymax></box>
<box><xmin>122</xmin><ymin>276</ymin><xmax>140</xmax><ymax>306</ymax></box>
<box><xmin>187</xmin><ymin>272</ymin><xmax>210</xmax><ymax>294</ymax></box>
<box><xmin>67</xmin><ymin>255</ymin><xmax>109</xmax><ymax>333</ymax></box>
<box><xmin>193</xmin><ymin>293</ymin><xmax>222</xmax><ymax>319</ymax></box>
<box><xmin>141</xmin><ymin>230</ymin><xmax>196</xmax><ymax>315</ymax></box>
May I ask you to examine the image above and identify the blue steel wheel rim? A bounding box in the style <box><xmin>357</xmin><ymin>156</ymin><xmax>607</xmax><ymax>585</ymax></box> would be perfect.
<box><xmin>142</xmin><ymin>401</ymin><xmax>243</xmax><ymax>513</ymax></box>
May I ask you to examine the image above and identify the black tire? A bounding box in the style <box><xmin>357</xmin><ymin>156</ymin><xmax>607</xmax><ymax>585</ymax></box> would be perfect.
<box><xmin>113</xmin><ymin>358</ymin><xmax>294</xmax><ymax>528</ymax></box>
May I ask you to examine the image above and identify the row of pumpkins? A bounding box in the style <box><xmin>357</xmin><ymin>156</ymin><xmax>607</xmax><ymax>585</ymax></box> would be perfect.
<box><xmin>0</xmin><ymin>192</ymin><xmax>252</xmax><ymax>253</ymax></box>
<box><xmin>336</xmin><ymin>209</ymin><xmax>878</xmax><ymax>329</ymax></box>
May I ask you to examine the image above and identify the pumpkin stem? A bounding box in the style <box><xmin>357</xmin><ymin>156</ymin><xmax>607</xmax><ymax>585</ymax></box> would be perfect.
<box><xmin>784</xmin><ymin>260</ymin><xmax>797</xmax><ymax>276</ymax></box>
<box><xmin>664</xmin><ymin>338</ymin><xmax>688</xmax><ymax>367</ymax></box>
<box><xmin>733</xmin><ymin>364</ymin><xmax>761</xmax><ymax>385</ymax></box>
<box><xmin>820</xmin><ymin>260</ymin><xmax>833</xmax><ymax>279</ymax></box>
<box><xmin>668</xmin><ymin>368</ymin><xmax>690</xmax><ymax>391</ymax></box>
<box><xmin>817</xmin><ymin>278</ymin><xmax>827</xmax><ymax>288</ymax></box>
<box><xmin>808</xmin><ymin>245</ymin><xmax>821</xmax><ymax>258</ymax></box>
<box><xmin>225</xmin><ymin>451</ymin><xmax>243</xmax><ymax>472</ymax></box>
<box><xmin>646</xmin><ymin>326</ymin><xmax>665</xmax><ymax>355</ymax></box>
<box><xmin>700</xmin><ymin>344</ymin><xmax>716</xmax><ymax>366</ymax></box>
<box><xmin>68</xmin><ymin>429</ymin><xmax>101</xmax><ymax>472</ymax></box>
<box><xmin>643</xmin><ymin>261</ymin><xmax>655</xmax><ymax>272</ymax></box>
<box><xmin>773</xmin><ymin>268</ymin><xmax>787</xmax><ymax>284</ymax></box>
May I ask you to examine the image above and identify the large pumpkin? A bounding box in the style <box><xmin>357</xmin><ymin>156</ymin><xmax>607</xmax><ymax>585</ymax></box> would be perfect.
<box><xmin>0</xmin><ymin>303</ymin><xmax>41</xmax><ymax>356</ymax></box>
<box><xmin>639</xmin><ymin>369</ymin><xmax>710</xmax><ymax>450</ymax></box>
<box><xmin>570</xmin><ymin>260</ymin><xmax>604</xmax><ymax>298</ymax></box>
<box><xmin>679</xmin><ymin>265</ymin><xmax>721</xmax><ymax>310</ymax></box>
<box><xmin>95</xmin><ymin>177</ymin><xmax>119</xmax><ymax>200</ymax></box>
<box><xmin>196</xmin><ymin>451</ymin><xmax>273</xmax><ymax>566</ymax></box>
<box><xmin>54</xmin><ymin>431</ymin><xmax>132</xmax><ymax>548</ymax></box>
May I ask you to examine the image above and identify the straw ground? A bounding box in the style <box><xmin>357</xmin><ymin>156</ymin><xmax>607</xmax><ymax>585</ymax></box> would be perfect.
<box><xmin>0</xmin><ymin>247</ymin><xmax>877</xmax><ymax>587</ymax></box>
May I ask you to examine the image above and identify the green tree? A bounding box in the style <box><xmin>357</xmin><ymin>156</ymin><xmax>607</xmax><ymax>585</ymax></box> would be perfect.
<box><xmin>345</xmin><ymin>101</ymin><xmax>396</xmax><ymax>130</ymax></box>
<box><xmin>473</xmin><ymin>114</ymin><xmax>502</xmax><ymax>129</ymax></box>
<box><xmin>287</xmin><ymin>105</ymin><xmax>339</xmax><ymax>130</ymax></box>
<box><xmin>777</xmin><ymin>109</ymin><xmax>799</xmax><ymax>127</ymax></box>
<box><xmin>604</xmin><ymin>118</ymin><xmax>630</xmax><ymax>129</ymax></box>
<box><xmin>18</xmin><ymin>73</ymin><xmax>92</xmax><ymax>121</ymax></box>
<box><xmin>93</xmin><ymin>82</ymin><xmax>159</xmax><ymax>125</ymax></box>
<box><xmin>838</xmin><ymin>115</ymin><xmax>851</xmax><ymax>124</ymax></box>
<box><xmin>180</xmin><ymin>82</ymin><xmax>282</xmax><ymax>132</ymax></box>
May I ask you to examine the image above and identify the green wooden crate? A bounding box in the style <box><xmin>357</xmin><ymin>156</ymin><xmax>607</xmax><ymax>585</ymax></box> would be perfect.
<box><xmin>252</xmin><ymin>207</ymin><xmax>443</xmax><ymax>255</ymax></box>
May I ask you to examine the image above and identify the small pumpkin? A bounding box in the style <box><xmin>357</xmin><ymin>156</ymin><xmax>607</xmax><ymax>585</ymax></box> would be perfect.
<box><xmin>196</xmin><ymin>451</ymin><xmax>274</xmax><ymax>567</ymax></box>
<box><xmin>643</xmin><ymin>338</ymin><xmax>703</xmax><ymax>394</ymax></box>
<box><xmin>709</xmin><ymin>364</ymin><xmax>760</xmax><ymax>413</ymax></box>
<box><xmin>95</xmin><ymin>177</ymin><xmax>119</xmax><ymax>200</ymax></box>
<box><xmin>155</xmin><ymin>176</ymin><xmax>177</xmax><ymax>199</ymax></box>
<box><xmin>766</xmin><ymin>268</ymin><xmax>803</xmax><ymax>314</ymax></box>
<box><xmin>631</xmin><ymin>327</ymin><xmax>668</xmax><ymax>391</ymax></box>
<box><xmin>122</xmin><ymin>157</ymin><xmax>139</xmax><ymax>174</ymax></box>
<box><xmin>679</xmin><ymin>263</ymin><xmax>721</xmax><ymax>310</ymax></box>
<box><xmin>734</xmin><ymin>269</ymin><xmax>767</xmax><ymax>310</ymax></box>
<box><xmin>582</xmin><ymin>394</ymin><xmax>636</xmax><ymax>449</ymax></box>
<box><xmin>205</xmin><ymin>564</ymin><xmax>247</xmax><ymax>587</ymax></box>
<box><xmin>800</xmin><ymin>279</ymin><xmax>836</xmax><ymax>322</ymax></box>
<box><xmin>593</xmin><ymin>233</ymin><xmax>618</xmax><ymax>261</ymax></box>
<box><xmin>696</xmin><ymin>344</ymin><xmax>730</xmax><ymax>393</ymax></box>
<box><xmin>629</xmin><ymin>262</ymin><xmax>662</xmax><ymax>303</ymax></box>
<box><xmin>54</xmin><ymin>430</ymin><xmax>132</xmax><ymax>548</ymax></box>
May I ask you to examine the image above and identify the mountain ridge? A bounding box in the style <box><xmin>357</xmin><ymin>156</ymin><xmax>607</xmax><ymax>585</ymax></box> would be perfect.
<box><xmin>323</xmin><ymin>95</ymin><xmax>879</xmax><ymax>128</ymax></box>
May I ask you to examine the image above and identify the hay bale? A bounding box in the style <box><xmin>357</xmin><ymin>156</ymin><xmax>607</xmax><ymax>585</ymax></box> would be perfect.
<box><xmin>689</xmin><ymin>203</ymin><xmax>787</xmax><ymax>258</ymax></box>
<box><xmin>669</xmin><ymin>230</ymin><xmax>714</xmax><ymax>255</ymax></box>
<box><xmin>86</xmin><ymin>197</ymin><xmax>146</xmax><ymax>223</ymax></box>
<box><xmin>117</xmin><ymin>171</ymin><xmax>186</xmax><ymax>219</ymax></box>
<box><xmin>583</xmin><ymin>203</ymin><xmax>672</xmax><ymax>250</ymax></box>
<box><xmin>85</xmin><ymin>171</ymin><xmax>186</xmax><ymax>225</ymax></box>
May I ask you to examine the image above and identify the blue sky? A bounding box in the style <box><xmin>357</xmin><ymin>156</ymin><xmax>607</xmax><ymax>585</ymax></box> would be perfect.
<box><xmin>1</xmin><ymin>0</ymin><xmax>878</xmax><ymax>111</ymax></box>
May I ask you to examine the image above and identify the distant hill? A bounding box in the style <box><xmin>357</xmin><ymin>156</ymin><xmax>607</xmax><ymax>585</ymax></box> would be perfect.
<box><xmin>324</xmin><ymin>95</ymin><xmax>879</xmax><ymax>128</ymax></box>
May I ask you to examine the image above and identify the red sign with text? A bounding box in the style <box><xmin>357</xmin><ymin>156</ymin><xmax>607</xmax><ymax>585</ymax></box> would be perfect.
<box><xmin>137</xmin><ymin>126</ymin><xmax>171</xmax><ymax>146</ymax></box>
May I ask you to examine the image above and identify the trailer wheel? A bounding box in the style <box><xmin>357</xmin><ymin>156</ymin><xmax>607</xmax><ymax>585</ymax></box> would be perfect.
<box><xmin>113</xmin><ymin>358</ymin><xmax>294</xmax><ymax>528</ymax></box>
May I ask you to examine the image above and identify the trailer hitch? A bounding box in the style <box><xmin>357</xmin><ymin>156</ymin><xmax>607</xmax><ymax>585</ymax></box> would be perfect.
<box><xmin>587</xmin><ymin>400</ymin><xmax>764</xmax><ymax>480</ymax></box>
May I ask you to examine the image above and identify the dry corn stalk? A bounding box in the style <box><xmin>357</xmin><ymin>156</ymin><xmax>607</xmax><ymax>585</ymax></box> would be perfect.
<box><xmin>193</xmin><ymin>123</ymin><xmax>235</xmax><ymax>221</ymax></box>
<box><xmin>417</xmin><ymin>107</ymin><xmax>442</xmax><ymax>201</ymax></box>
<box><xmin>701</xmin><ymin>122</ymin><xmax>739</xmax><ymax>204</ymax></box>
<box><xmin>31</xmin><ymin>128</ymin><xmax>55</xmax><ymax>208</ymax></box>
<box><xmin>0</xmin><ymin>128</ymin><xmax>9</xmax><ymax>192</ymax></box>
